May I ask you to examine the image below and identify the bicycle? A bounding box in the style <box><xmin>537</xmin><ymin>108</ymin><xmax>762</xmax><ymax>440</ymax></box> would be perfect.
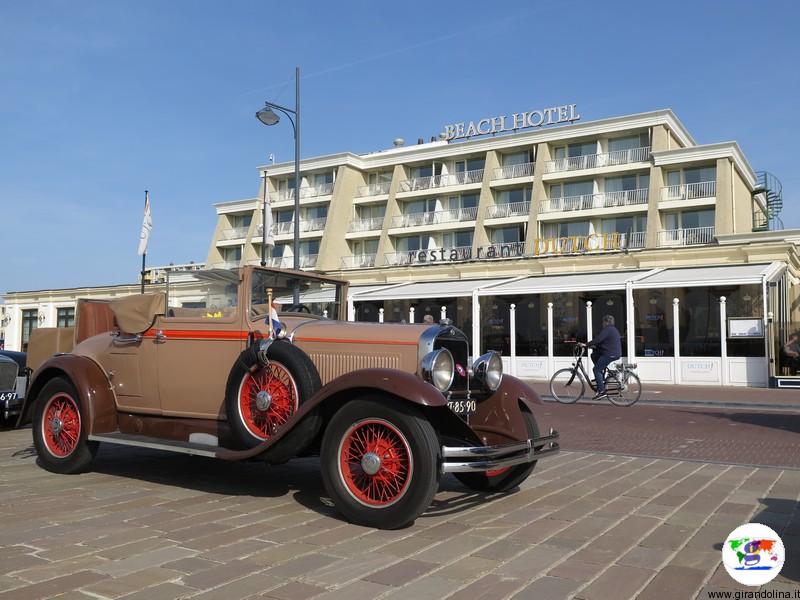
<box><xmin>549</xmin><ymin>342</ymin><xmax>642</xmax><ymax>407</ymax></box>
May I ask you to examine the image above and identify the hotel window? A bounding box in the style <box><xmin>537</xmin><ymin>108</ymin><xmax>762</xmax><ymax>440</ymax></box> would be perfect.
<box><xmin>305</xmin><ymin>205</ymin><xmax>328</xmax><ymax>220</ymax></box>
<box><xmin>300</xmin><ymin>240</ymin><xmax>319</xmax><ymax>256</ymax></box>
<box><xmin>353</xmin><ymin>239</ymin><xmax>378</xmax><ymax>257</ymax></box>
<box><xmin>273</xmin><ymin>243</ymin><xmax>290</xmax><ymax>257</ymax></box>
<box><xmin>404</xmin><ymin>198</ymin><xmax>437</xmax><ymax>214</ymax></box>
<box><xmin>410</xmin><ymin>162</ymin><xmax>442</xmax><ymax>179</ymax></box>
<box><xmin>57</xmin><ymin>307</ymin><xmax>75</xmax><ymax>328</ymax></box>
<box><xmin>277</xmin><ymin>178</ymin><xmax>295</xmax><ymax>193</ymax></box>
<box><xmin>313</xmin><ymin>171</ymin><xmax>334</xmax><ymax>186</ymax></box>
<box><xmin>21</xmin><ymin>309</ymin><xmax>38</xmax><ymax>352</ymax></box>
<box><xmin>665</xmin><ymin>209</ymin><xmax>714</xmax><ymax>230</ymax></box>
<box><xmin>552</xmin><ymin>141</ymin><xmax>597</xmax><ymax>160</ymax></box>
<box><xmin>442</xmin><ymin>230</ymin><xmax>473</xmax><ymax>249</ymax></box>
<box><xmin>497</xmin><ymin>187</ymin><xmax>532</xmax><ymax>205</ymax></box>
<box><xmin>684</xmin><ymin>166</ymin><xmax>716</xmax><ymax>185</ymax></box>
<box><xmin>231</xmin><ymin>214</ymin><xmax>252</xmax><ymax>229</ymax></box>
<box><xmin>601</xmin><ymin>215</ymin><xmax>647</xmax><ymax>234</ymax></box>
<box><xmin>222</xmin><ymin>246</ymin><xmax>241</xmax><ymax>263</ymax></box>
<box><xmin>275</xmin><ymin>209</ymin><xmax>294</xmax><ymax>223</ymax></box>
<box><xmin>550</xmin><ymin>180</ymin><xmax>594</xmax><ymax>199</ymax></box>
<box><xmin>396</xmin><ymin>235</ymin><xmax>427</xmax><ymax>252</ymax></box>
<box><xmin>357</xmin><ymin>204</ymin><xmax>386</xmax><ymax>220</ymax></box>
<box><xmin>543</xmin><ymin>220</ymin><xmax>590</xmax><ymax>238</ymax></box>
<box><xmin>491</xmin><ymin>225</ymin><xmax>524</xmax><ymax>244</ymax></box>
<box><xmin>368</xmin><ymin>171</ymin><xmax>392</xmax><ymax>185</ymax></box>
<box><xmin>448</xmin><ymin>193</ymin><xmax>478</xmax><ymax>210</ymax></box>
<box><xmin>607</xmin><ymin>133</ymin><xmax>649</xmax><ymax>152</ymax></box>
<box><xmin>502</xmin><ymin>150</ymin><xmax>534</xmax><ymax>165</ymax></box>
<box><xmin>604</xmin><ymin>173</ymin><xmax>649</xmax><ymax>193</ymax></box>
<box><xmin>454</xmin><ymin>157</ymin><xmax>485</xmax><ymax>172</ymax></box>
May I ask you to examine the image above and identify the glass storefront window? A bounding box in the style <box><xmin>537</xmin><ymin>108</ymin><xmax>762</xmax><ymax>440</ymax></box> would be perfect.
<box><xmin>634</xmin><ymin>290</ymin><xmax>674</xmax><ymax>357</ymax></box>
<box><xmin>514</xmin><ymin>296</ymin><xmax>548</xmax><ymax>356</ymax></box>
<box><xmin>546</xmin><ymin>292</ymin><xmax>584</xmax><ymax>356</ymax></box>
<box><xmin>722</xmin><ymin>284</ymin><xmax>765</xmax><ymax>357</ymax></box>
<box><xmin>480</xmin><ymin>297</ymin><xmax>511</xmax><ymax>356</ymax></box>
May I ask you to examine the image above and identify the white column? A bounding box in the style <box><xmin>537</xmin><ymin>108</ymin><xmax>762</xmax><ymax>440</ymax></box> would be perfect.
<box><xmin>673</xmin><ymin>297</ymin><xmax>681</xmax><ymax>385</ymax></box>
<box><xmin>547</xmin><ymin>301</ymin><xmax>554</xmax><ymax>377</ymax></box>
<box><xmin>440</xmin><ymin>305</ymin><xmax>447</xmax><ymax>321</ymax></box>
<box><xmin>720</xmin><ymin>296</ymin><xmax>728</xmax><ymax>386</ymax></box>
<box><xmin>347</xmin><ymin>296</ymin><xmax>355</xmax><ymax>321</ymax></box>
<box><xmin>626</xmin><ymin>281</ymin><xmax>635</xmax><ymax>364</ymax></box>
<box><xmin>586</xmin><ymin>300</ymin><xmax>593</xmax><ymax>372</ymax></box>
<box><xmin>378</xmin><ymin>308</ymin><xmax>384</xmax><ymax>323</ymax></box>
<box><xmin>409</xmin><ymin>307</ymin><xmax>415</xmax><ymax>323</ymax></box>
<box><xmin>471</xmin><ymin>291</ymin><xmax>480</xmax><ymax>360</ymax></box>
<box><xmin>509</xmin><ymin>303</ymin><xmax>517</xmax><ymax>376</ymax></box>
<box><xmin>323</xmin><ymin>309</ymin><xmax>328</xmax><ymax>319</ymax></box>
<box><xmin>6</xmin><ymin>306</ymin><xmax>21</xmax><ymax>351</ymax></box>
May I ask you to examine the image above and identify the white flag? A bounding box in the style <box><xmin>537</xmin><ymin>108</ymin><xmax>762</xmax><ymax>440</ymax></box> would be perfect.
<box><xmin>263</xmin><ymin>184</ymin><xmax>275</xmax><ymax>248</ymax></box>
<box><xmin>137</xmin><ymin>192</ymin><xmax>153</xmax><ymax>256</ymax></box>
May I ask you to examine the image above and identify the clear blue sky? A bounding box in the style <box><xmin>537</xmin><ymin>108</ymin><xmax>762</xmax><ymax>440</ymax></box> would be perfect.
<box><xmin>1</xmin><ymin>0</ymin><xmax>798</xmax><ymax>292</ymax></box>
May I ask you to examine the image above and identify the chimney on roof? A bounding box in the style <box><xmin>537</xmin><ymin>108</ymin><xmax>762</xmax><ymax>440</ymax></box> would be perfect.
<box><xmin>393</xmin><ymin>138</ymin><xmax>405</xmax><ymax>147</ymax></box>
<box><xmin>417</xmin><ymin>137</ymin><xmax>424</xmax><ymax>145</ymax></box>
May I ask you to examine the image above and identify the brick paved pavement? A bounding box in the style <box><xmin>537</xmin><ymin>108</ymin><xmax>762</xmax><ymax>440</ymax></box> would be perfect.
<box><xmin>0</xmin><ymin>426</ymin><xmax>798</xmax><ymax>600</ymax></box>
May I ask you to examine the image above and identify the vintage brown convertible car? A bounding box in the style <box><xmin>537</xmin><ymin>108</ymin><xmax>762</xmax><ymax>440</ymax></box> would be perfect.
<box><xmin>20</xmin><ymin>266</ymin><xmax>559</xmax><ymax>528</ymax></box>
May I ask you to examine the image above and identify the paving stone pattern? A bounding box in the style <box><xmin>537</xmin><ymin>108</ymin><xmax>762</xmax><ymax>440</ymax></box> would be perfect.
<box><xmin>0</xmin><ymin>428</ymin><xmax>798</xmax><ymax>599</ymax></box>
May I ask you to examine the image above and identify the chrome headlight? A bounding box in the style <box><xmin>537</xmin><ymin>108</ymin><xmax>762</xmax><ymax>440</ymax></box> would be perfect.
<box><xmin>472</xmin><ymin>351</ymin><xmax>503</xmax><ymax>392</ymax></box>
<box><xmin>420</xmin><ymin>348</ymin><xmax>454</xmax><ymax>393</ymax></box>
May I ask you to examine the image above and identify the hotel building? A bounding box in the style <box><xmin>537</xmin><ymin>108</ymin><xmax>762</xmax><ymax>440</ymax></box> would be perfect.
<box><xmin>3</xmin><ymin>109</ymin><xmax>799</xmax><ymax>387</ymax></box>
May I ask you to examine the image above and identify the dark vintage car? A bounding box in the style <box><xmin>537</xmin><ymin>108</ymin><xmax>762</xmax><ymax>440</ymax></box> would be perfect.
<box><xmin>0</xmin><ymin>350</ymin><xmax>26</xmax><ymax>426</ymax></box>
<box><xmin>18</xmin><ymin>266</ymin><xmax>559</xmax><ymax>528</ymax></box>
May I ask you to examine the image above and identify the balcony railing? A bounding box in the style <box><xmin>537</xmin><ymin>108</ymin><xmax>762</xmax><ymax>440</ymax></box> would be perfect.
<box><xmin>658</xmin><ymin>226</ymin><xmax>716</xmax><ymax>247</ymax></box>
<box><xmin>485</xmin><ymin>201</ymin><xmax>531</xmax><ymax>219</ymax></box>
<box><xmin>302</xmin><ymin>217</ymin><xmax>327</xmax><ymax>232</ymax></box>
<box><xmin>356</xmin><ymin>181</ymin><xmax>392</xmax><ymax>197</ymax></box>
<box><xmin>299</xmin><ymin>254</ymin><xmax>318</xmax><ymax>268</ymax></box>
<box><xmin>213</xmin><ymin>260</ymin><xmax>241</xmax><ymax>269</ymax></box>
<box><xmin>544</xmin><ymin>146</ymin><xmax>651</xmax><ymax>174</ymax></box>
<box><xmin>493</xmin><ymin>162</ymin><xmax>535</xmax><ymax>180</ymax></box>
<box><xmin>273</xmin><ymin>221</ymin><xmax>294</xmax><ymax>235</ymax></box>
<box><xmin>626</xmin><ymin>231</ymin><xmax>647</xmax><ymax>249</ymax></box>
<box><xmin>340</xmin><ymin>254</ymin><xmax>377</xmax><ymax>269</ymax></box>
<box><xmin>660</xmin><ymin>181</ymin><xmax>716</xmax><ymax>202</ymax></box>
<box><xmin>266</xmin><ymin>255</ymin><xmax>318</xmax><ymax>268</ymax></box>
<box><xmin>540</xmin><ymin>188</ymin><xmax>649</xmax><ymax>213</ymax></box>
<box><xmin>398</xmin><ymin>169</ymin><xmax>484</xmax><ymax>192</ymax></box>
<box><xmin>385</xmin><ymin>246</ymin><xmax>472</xmax><ymax>266</ymax></box>
<box><xmin>276</xmin><ymin>182</ymin><xmax>334</xmax><ymax>201</ymax></box>
<box><xmin>390</xmin><ymin>206</ymin><xmax>478</xmax><ymax>228</ymax></box>
<box><xmin>218</xmin><ymin>226</ymin><xmax>250</xmax><ymax>240</ymax></box>
<box><xmin>348</xmin><ymin>216</ymin><xmax>385</xmax><ymax>232</ymax></box>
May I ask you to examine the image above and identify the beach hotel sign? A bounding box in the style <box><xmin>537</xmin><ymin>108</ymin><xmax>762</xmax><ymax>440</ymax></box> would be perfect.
<box><xmin>442</xmin><ymin>104</ymin><xmax>580</xmax><ymax>141</ymax></box>
<box><xmin>405</xmin><ymin>232</ymin><xmax>625</xmax><ymax>265</ymax></box>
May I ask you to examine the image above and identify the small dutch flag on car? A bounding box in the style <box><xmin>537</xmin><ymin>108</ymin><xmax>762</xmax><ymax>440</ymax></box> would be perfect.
<box><xmin>269</xmin><ymin>305</ymin><xmax>282</xmax><ymax>336</ymax></box>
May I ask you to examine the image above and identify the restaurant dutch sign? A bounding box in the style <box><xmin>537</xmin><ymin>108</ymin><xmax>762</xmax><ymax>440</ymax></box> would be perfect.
<box><xmin>442</xmin><ymin>104</ymin><xmax>580</xmax><ymax>141</ymax></box>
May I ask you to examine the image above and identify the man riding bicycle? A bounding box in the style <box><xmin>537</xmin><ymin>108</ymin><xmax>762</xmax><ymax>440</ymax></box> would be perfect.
<box><xmin>583</xmin><ymin>314</ymin><xmax>622</xmax><ymax>400</ymax></box>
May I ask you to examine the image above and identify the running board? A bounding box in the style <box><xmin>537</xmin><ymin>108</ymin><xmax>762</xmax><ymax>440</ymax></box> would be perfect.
<box><xmin>88</xmin><ymin>432</ymin><xmax>220</xmax><ymax>458</ymax></box>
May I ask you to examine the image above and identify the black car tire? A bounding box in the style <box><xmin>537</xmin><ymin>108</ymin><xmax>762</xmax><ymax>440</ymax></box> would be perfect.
<box><xmin>32</xmin><ymin>377</ymin><xmax>98</xmax><ymax>474</ymax></box>
<box><xmin>225</xmin><ymin>341</ymin><xmax>321</xmax><ymax>451</ymax></box>
<box><xmin>320</xmin><ymin>396</ymin><xmax>440</xmax><ymax>529</ymax></box>
<box><xmin>453</xmin><ymin>408</ymin><xmax>539</xmax><ymax>493</ymax></box>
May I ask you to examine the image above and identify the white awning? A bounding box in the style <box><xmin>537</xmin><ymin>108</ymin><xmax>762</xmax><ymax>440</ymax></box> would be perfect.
<box><xmin>632</xmin><ymin>263</ymin><xmax>778</xmax><ymax>289</ymax></box>
<box><xmin>477</xmin><ymin>270</ymin><xmax>652</xmax><ymax>296</ymax></box>
<box><xmin>351</xmin><ymin>278</ymin><xmax>512</xmax><ymax>301</ymax></box>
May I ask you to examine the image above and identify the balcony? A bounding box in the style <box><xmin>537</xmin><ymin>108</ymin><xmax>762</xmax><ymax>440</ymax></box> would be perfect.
<box><xmin>660</xmin><ymin>181</ymin><xmax>716</xmax><ymax>202</ymax></box>
<box><xmin>544</xmin><ymin>146</ymin><xmax>651</xmax><ymax>174</ymax></box>
<box><xmin>218</xmin><ymin>226</ymin><xmax>250</xmax><ymax>240</ymax></box>
<box><xmin>301</xmin><ymin>217</ymin><xmax>327</xmax><ymax>232</ymax></box>
<box><xmin>626</xmin><ymin>231</ymin><xmax>647</xmax><ymax>249</ymax></box>
<box><xmin>266</xmin><ymin>255</ymin><xmax>318</xmax><ymax>268</ymax></box>
<box><xmin>485</xmin><ymin>201</ymin><xmax>531</xmax><ymax>219</ymax></box>
<box><xmin>299</xmin><ymin>254</ymin><xmax>318</xmax><ymax>268</ymax></box>
<box><xmin>385</xmin><ymin>246</ymin><xmax>472</xmax><ymax>266</ymax></box>
<box><xmin>390</xmin><ymin>206</ymin><xmax>478</xmax><ymax>228</ymax></box>
<box><xmin>398</xmin><ymin>169</ymin><xmax>484</xmax><ymax>193</ymax></box>
<box><xmin>493</xmin><ymin>162</ymin><xmax>535</xmax><ymax>180</ymax></box>
<box><xmin>348</xmin><ymin>216</ymin><xmax>385</xmax><ymax>233</ymax></box>
<box><xmin>340</xmin><ymin>254</ymin><xmax>377</xmax><ymax>269</ymax></box>
<box><xmin>276</xmin><ymin>182</ymin><xmax>334</xmax><ymax>202</ymax></box>
<box><xmin>356</xmin><ymin>181</ymin><xmax>392</xmax><ymax>197</ymax></box>
<box><xmin>211</xmin><ymin>260</ymin><xmax>241</xmax><ymax>270</ymax></box>
<box><xmin>658</xmin><ymin>226</ymin><xmax>716</xmax><ymax>247</ymax></box>
<box><xmin>266</xmin><ymin>218</ymin><xmax>327</xmax><ymax>236</ymax></box>
<box><xmin>540</xmin><ymin>189</ymin><xmax>649</xmax><ymax>214</ymax></box>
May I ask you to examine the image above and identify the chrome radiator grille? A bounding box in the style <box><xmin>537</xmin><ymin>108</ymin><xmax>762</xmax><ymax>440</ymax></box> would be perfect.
<box><xmin>0</xmin><ymin>362</ymin><xmax>18</xmax><ymax>390</ymax></box>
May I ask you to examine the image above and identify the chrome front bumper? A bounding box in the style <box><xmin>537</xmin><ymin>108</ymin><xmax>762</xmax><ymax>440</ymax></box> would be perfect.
<box><xmin>441</xmin><ymin>428</ymin><xmax>560</xmax><ymax>473</ymax></box>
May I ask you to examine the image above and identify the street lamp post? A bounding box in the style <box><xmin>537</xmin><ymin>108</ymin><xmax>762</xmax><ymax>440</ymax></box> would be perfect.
<box><xmin>256</xmin><ymin>67</ymin><xmax>301</xmax><ymax>306</ymax></box>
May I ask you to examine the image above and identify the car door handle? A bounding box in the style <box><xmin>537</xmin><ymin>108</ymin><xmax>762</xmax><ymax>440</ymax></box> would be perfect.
<box><xmin>154</xmin><ymin>330</ymin><xmax>167</xmax><ymax>342</ymax></box>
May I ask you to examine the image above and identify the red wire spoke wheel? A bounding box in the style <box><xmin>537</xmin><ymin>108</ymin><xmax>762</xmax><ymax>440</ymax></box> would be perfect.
<box><xmin>338</xmin><ymin>418</ymin><xmax>413</xmax><ymax>507</ymax></box>
<box><xmin>237</xmin><ymin>361</ymin><xmax>298</xmax><ymax>440</ymax></box>
<box><xmin>41</xmin><ymin>392</ymin><xmax>82</xmax><ymax>458</ymax></box>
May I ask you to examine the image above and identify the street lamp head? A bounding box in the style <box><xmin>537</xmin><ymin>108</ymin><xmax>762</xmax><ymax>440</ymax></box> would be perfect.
<box><xmin>256</xmin><ymin>105</ymin><xmax>280</xmax><ymax>126</ymax></box>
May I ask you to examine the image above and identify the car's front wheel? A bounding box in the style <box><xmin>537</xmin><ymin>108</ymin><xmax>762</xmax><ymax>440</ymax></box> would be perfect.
<box><xmin>32</xmin><ymin>377</ymin><xmax>98</xmax><ymax>474</ymax></box>
<box><xmin>320</xmin><ymin>397</ymin><xmax>440</xmax><ymax>529</ymax></box>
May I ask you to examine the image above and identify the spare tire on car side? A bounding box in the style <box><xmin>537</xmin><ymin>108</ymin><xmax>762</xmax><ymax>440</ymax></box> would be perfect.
<box><xmin>224</xmin><ymin>340</ymin><xmax>322</xmax><ymax>458</ymax></box>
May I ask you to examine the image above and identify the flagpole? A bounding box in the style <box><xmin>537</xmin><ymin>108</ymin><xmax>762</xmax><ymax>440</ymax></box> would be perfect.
<box><xmin>141</xmin><ymin>190</ymin><xmax>147</xmax><ymax>294</ymax></box>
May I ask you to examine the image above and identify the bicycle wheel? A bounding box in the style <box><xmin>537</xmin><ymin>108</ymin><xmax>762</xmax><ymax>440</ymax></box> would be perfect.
<box><xmin>607</xmin><ymin>371</ymin><xmax>642</xmax><ymax>407</ymax></box>
<box><xmin>549</xmin><ymin>368</ymin><xmax>585</xmax><ymax>404</ymax></box>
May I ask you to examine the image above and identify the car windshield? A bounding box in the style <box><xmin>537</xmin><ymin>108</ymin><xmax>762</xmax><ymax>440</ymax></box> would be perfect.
<box><xmin>251</xmin><ymin>269</ymin><xmax>344</xmax><ymax>320</ymax></box>
<box><xmin>165</xmin><ymin>269</ymin><xmax>240</xmax><ymax>318</ymax></box>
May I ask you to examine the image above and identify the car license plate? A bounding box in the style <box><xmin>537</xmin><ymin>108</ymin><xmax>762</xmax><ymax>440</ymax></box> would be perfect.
<box><xmin>447</xmin><ymin>399</ymin><xmax>476</xmax><ymax>416</ymax></box>
<box><xmin>0</xmin><ymin>392</ymin><xmax>18</xmax><ymax>403</ymax></box>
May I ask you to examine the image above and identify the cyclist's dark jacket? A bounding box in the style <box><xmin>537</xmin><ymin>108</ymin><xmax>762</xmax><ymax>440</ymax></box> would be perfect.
<box><xmin>588</xmin><ymin>325</ymin><xmax>622</xmax><ymax>358</ymax></box>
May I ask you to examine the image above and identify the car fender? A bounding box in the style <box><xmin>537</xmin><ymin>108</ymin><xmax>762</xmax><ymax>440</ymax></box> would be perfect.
<box><xmin>468</xmin><ymin>375</ymin><xmax>544</xmax><ymax>446</ymax></box>
<box><xmin>217</xmin><ymin>368</ymin><xmax>448</xmax><ymax>460</ymax></box>
<box><xmin>23</xmin><ymin>355</ymin><xmax>118</xmax><ymax>434</ymax></box>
